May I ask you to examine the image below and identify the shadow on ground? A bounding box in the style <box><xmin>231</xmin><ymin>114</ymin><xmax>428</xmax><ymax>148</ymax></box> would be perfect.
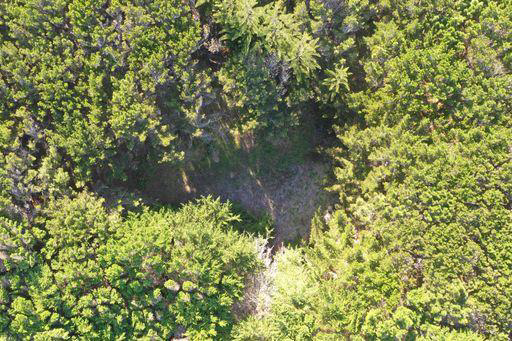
<box><xmin>143</xmin><ymin>130</ymin><xmax>334</xmax><ymax>246</ymax></box>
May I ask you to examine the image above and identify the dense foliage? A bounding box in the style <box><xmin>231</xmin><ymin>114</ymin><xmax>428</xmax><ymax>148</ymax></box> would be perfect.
<box><xmin>0</xmin><ymin>0</ymin><xmax>204</xmax><ymax>217</ymax></box>
<box><xmin>1</xmin><ymin>195</ymin><xmax>259</xmax><ymax>339</ymax></box>
<box><xmin>1</xmin><ymin>0</ymin><xmax>511</xmax><ymax>339</ymax></box>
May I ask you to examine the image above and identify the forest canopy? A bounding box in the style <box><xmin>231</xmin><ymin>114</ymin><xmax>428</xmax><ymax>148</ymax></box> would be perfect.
<box><xmin>1</xmin><ymin>0</ymin><xmax>511</xmax><ymax>339</ymax></box>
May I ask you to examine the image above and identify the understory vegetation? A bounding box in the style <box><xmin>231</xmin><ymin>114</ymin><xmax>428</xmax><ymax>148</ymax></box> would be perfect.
<box><xmin>1</xmin><ymin>0</ymin><xmax>511</xmax><ymax>339</ymax></box>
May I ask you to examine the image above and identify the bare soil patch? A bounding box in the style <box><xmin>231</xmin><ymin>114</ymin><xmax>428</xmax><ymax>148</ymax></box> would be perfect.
<box><xmin>144</xmin><ymin>156</ymin><xmax>331</xmax><ymax>246</ymax></box>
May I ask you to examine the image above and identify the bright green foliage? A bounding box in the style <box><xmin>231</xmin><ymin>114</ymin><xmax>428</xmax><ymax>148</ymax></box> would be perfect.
<box><xmin>115</xmin><ymin>198</ymin><xmax>260</xmax><ymax>339</ymax></box>
<box><xmin>239</xmin><ymin>127</ymin><xmax>512</xmax><ymax>339</ymax></box>
<box><xmin>318</xmin><ymin>126</ymin><xmax>512</xmax><ymax>339</ymax></box>
<box><xmin>323</xmin><ymin>62</ymin><xmax>350</xmax><ymax>96</ymax></box>
<box><xmin>0</xmin><ymin>0</ymin><xmax>200</xmax><ymax>210</ymax></box>
<box><xmin>353</xmin><ymin>0</ymin><xmax>512</xmax><ymax>131</ymax></box>
<box><xmin>233</xmin><ymin>248</ymin><xmax>319</xmax><ymax>340</ymax></box>
<box><xmin>1</xmin><ymin>0</ymin><xmax>512</xmax><ymax>339</ymax></box>
<box><xmin>231</xmin><ymin>1</ymin><xmax>512</xmax><ymax>338</ymax></box>
<box><xmin>193</xmin><ymin>0</ymin><xmax>372</xmax><ymax>132</ymax></box>
<box><xmin>1</xmin><ymin>194</ymin><xmax>260</xmax><ymax>339</ymax></box>
<box><xmin>198</xmin><ymin>0</ymin><xmax>322</xmax><ymax>133</ymax></box>
<box><xmin>294</xmin><ymin>1</ymin><xmax>512</xmax><ymax>338</ymax></box>
<box><xmin>0</xmin><ymin>216</ymin><xmax>44</xmax><ymax>333</ymax></box>
<box><xmin>214</xmin><ymin>0</ymin><xmax>319</xmax><ymax>78</ymax></box>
